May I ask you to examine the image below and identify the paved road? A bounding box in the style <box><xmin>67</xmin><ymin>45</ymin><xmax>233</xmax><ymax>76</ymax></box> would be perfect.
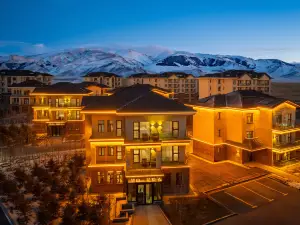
<box><xmin>133</xmin><ymin>205</ymin><xmax>171</xmax><ymax>225</ymax></box>
<box><xmin>189</xmin><ymin>154</ymin><xmax>268</xmax><ymax>193</ymax></box>
<box><xmin>209</xmin><ymin>176</ymin><xmax>300</xmax><ymax>225</ymax></box>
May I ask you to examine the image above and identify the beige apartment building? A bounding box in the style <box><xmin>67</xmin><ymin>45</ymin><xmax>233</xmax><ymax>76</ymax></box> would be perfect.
<box><xmin>0</xmin><ymin>70</ymin><xmax>53</xmax><ymax>94</ymax></box>
<box><xmin>198</xmin><ymin>70</ymin><xmax>272</xmax><ymax>99</ymax></box>
<box><xmin>126</xmin><ymin>72</ymin><xmax>198</xmax><ymax>103</ymax></box>
<box><xmin>82</xmin><ymin>72</ymin><xmax>124</xmax><ymax>89</ymax></box>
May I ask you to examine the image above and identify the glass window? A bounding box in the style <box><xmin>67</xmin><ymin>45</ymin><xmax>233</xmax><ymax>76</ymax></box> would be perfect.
<box><xmin>164</xmin><ymin>173</ymin><xmax>171</xmax><ymax>186</ymax></box>
<box><xmin>76</xmin><ymin>111</ymin><xmax>80</xmax><ymax>119</ymax></box>
<box><xmin>116</xmin><ymin>146</ymin><xmax>122</xmax><ymax>160</ymax></box>
<box><xmin>218</xmin><ymin>129</ymin><xmax>221</xmax><ymax>137</ymax></box>
<box><xmin>107</xmin><ymin>171</ymin><xmax>114</xmax><ymax>184</ymax></box>
<box><xmin>76</xmin><ymin>98</ymin><xmax>80</xmax><ymax>106</ymax></box>
<box><xmin>116</xmin><ymin>171</ymin><xmax>123</xmax><ymax>184</ymax></box>
<box><xmin>98</xmin><ymin>120</ymin><xmax>105</xmax><ymax>132</ymax></box>
<box><xmin>173</xmin><ymin>146</ymin><xmax>179</xmax><ymax>162</ymax></box>
<box><xmin>246</xmin><ymin>131</ymin><xmax>254</xmax><ymax>139</ymax></box>
<box><xmin>153</xmin><ymin>183</ymin><xmax>162</xmax><ymax>201</ymax></box>
<box><xmin>116</xmin><ymin>120</ymin><xmax>122</xmax><ymax>136</ymax></box>
<box><xmin>98</xmin><ymin>147</ymin><xmax>105</xmax><ymax>156</ymax></box>
<box><xmin>133</xmin><ymin>150</ymin><xmax>140</xmax><ymax>163</ymax></box>
<box><xmin>97</xmin><ymin>172</ymin><xmax>105</xmax><ymax>184</ymax></box>
<box><xmin>162</xmin><ymin>146</ymin><xmax>172</xmax><ymax>162</ymax></box>
<box><xmin>172</xmin><ymin>121</ymin><xmax>179</xmax><ymax>137</ymax></box>
<box><xmin>108</xmin><ymin>146</ymin><xmax>114</xmax><ymax>156</ymax></box>
<box><xmin>217</xmin><ymin>112</ymin><xmax>221</xmax><ymax>120</ymax></box>
<box><xmin>176</xmin><ymin>172</ymin><xmax>183</xmax><ymax>186</ymax></box>
<box><xmin>107</xmin><ymin>120</ymin><xmax>114</xmax><ymax>132</ymax></box>
<box><xmin>133</xmin><ymin>122</ymin><xmax>140</xmax><ymax>139</ymax></box>
<box><xmin>247</xmin><ymin>113</ymin><xmax>253</xmax><ymax>124</ymax></box>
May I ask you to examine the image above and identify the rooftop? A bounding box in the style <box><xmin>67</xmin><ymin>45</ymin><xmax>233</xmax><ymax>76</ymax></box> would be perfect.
<box><xmin>74</xmin><ymin>81</ymin><xmax>110</xmax><ymax>89</ymax></box>
<box><xmin>199</xmin><ymin>70</ymin><xmax>272</xmax><ymax>79</ymax></box>
<box><xmin>82</xmin><ymin>72</ymin><xmax>122</xmax><ymax>78</ymax></box>
<box><xmin>8</xmin><ymin>80</ymin><xmax>48</xmax><ymax>88</ymax></box>
<box><xmin>195</xmin><ymin>90</ymin><xmax>299</xmax><ymax>109</ymax></box>
<box><xmin>128</xmin><ymin>72</ymin><xmax>195</xmax><ymax>78</ymax></box>
<box><xmin>0</xmin><ymin>69</ymin><xmax>53</xmax><ymax>77</ymax></box>
<box><xmin>82</xmin><ymin>84</ymin><xmax>195</xmax><ymax>113</ymax></box>
<box><xmin>31</xmin><ymin>82</ymin><xmax>92</xmax><ymax>95</ymax></box>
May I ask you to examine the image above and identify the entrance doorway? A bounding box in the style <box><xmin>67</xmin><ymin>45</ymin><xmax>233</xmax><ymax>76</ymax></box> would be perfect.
<box><xmin>137</xmin><ymin>184</ymin><xmax>153</xmax><ymax>204</ymax></box>
<box><xmin>49</xmin><ymin>125</ymin><xmax>65</xmax><ymax>136</ymax></box>
<box><xmin>128</xmin><ymin>183</ymin><xmax>162</xmax><ymax>204</ymax></box>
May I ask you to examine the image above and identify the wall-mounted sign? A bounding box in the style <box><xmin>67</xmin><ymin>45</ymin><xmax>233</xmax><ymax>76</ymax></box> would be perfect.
<box><xmin>128</xmin><ymin>177</ymin><xmax>163</xmax><ymax>183</ymax></box>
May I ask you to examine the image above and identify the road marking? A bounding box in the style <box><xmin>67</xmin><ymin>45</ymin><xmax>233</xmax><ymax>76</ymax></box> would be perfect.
<box><xmin>255</xmin><ymin>181</ymin><xmax>288</xmax><ymax>196</ymax></box>
<box><xmin>241</xmin><ymin>185</ymin><xmax>274</xmax><ymax>202</ymax></box>
<box><xmin>224</xmin><ymin>191</ymin><xmax>257</xmax><ymax>208</ymax></box>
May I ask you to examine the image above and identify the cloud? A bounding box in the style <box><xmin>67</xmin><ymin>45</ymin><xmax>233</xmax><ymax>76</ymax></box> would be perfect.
<box><xmin>0</xmin><ymin>41</ymin><xmax>50</xmax><ymax>55</ymax></box>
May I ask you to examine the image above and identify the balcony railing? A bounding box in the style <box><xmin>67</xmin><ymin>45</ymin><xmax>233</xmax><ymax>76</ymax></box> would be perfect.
<box><xmin>33</xmin><ymin>103</ymin><xmax>81</xmax><ymax>107</ymax></box>
<box><xmin>132</xmin><ymin>132</ymin><xmax>188</xmax><ymax>143</ymax></box>
<box><xmin>273</xmin><ymin>121</ymin><xmax>299</xmax><ymax>130</ymax></box>
<box><xmin>273</xmin><ymin>140</ymin><xmax>300</xmax><ymax>149</ymax></box>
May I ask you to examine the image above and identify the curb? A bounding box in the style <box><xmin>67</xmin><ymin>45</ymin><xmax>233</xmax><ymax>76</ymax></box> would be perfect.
<box><xmin>203</xmin><ymin>213</ymin><xmax>236</xmax><ymax>225</ymax></box>
<box><xmin>157</xmin><ymin>205</ymin><xmax>173</xmax><ymax>225</ymax></box>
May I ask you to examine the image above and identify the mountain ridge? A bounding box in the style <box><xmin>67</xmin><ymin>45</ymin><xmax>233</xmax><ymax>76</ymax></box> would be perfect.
<box><xmin>1</xmin><ymin>47</ymin><xmax>299</xmax><ymax>82</ymax></box>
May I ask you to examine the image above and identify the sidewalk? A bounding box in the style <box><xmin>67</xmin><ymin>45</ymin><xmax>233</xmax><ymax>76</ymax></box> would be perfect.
<box><xmin>133</xmin><ymin>205</ymin><xmax>171</xmax><ymax>225</ymax></box>
<box><xmin>246</xmin><ymin>162</ymin><xmax>300</xmax><ymax>182</ymax></box>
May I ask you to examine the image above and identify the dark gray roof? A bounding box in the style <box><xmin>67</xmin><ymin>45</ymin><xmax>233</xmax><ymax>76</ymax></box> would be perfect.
<box><xmin>74</xmin><ymin>82</ymin><xmax>110</xmax><ymax>89</ymax></box>
<box><xmin>107</xmin><ymin>84</ymin><xmax>171</xmax><ymax>95</ymax></box>
<box><xmin>199</xmin><ymin>70</ymin><xmax>272</xmax><ymax>79</ymax></box>
<box><xmin>82</xmin><ymin>72</ymin><xmax>121</xmax><ymax>78</ymax></box>
<box><xmin>0</xmin><ymin>70</ymin><xmax>53</xmax><ymax>77</ymax></box>
<box><xmin>82</xmin><ymin>84</ymin><xmax>195</xmax><ymax>113</ymax></box>
<box><xmin>32</xmin><ymin>82</ymin><xmax>92</xmax><ymax>94</ymax></box>
<box><xmin>129</xmin><ymin>72</ymin><xmax>195</xmax><ymax>78</ymax></box>
<box><xmin>196</xmin><ymin>90</ymin><xmax>295</xmax><ymax>109</ymax></box>
<box><xmin>8</xmin><ymin>80</ymin><xmax>47</xmax><ymax>88</ymax></box>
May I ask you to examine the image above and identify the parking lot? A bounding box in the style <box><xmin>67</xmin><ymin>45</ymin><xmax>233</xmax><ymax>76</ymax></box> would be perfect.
<box><xmin>209</xmin><ymin>176</ymin><xmax>290</xmax><ymax>214</ymax></box>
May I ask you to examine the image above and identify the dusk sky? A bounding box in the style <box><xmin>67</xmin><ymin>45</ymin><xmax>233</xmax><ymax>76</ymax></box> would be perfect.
<box><xmin>1</xmin><ymin>0</ymin><xmax>300</xmax><ymax>62</ymax></box>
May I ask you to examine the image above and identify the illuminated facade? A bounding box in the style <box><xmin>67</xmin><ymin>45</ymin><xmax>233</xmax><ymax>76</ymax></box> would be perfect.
<box><xmin>82</xmin><ymin>84</ymin><xmax>195</xmax><ymax>204</ymax></box>
<box><xmin>82</xmin><ymin>72</ymin><xmax>124</xmax><ymax>89</ymax></box>
<box><xmin>198</xmin><ymin>70</ymin><xmax>272</xmax><ymax>99</ymax></box>
<box><xmin>125</xmin><ymin>72</ymin><xmax>198</xmax><ymax>103</ymax></box>
<box><xmin>30</xmin><ymin>82</ymin><xmax>109</xmax><ymax>139</ymax></box>
<box><xmin>190</xmin><ymin>90</ymin><xmax>300</xmax><ymax>166</ymax></box>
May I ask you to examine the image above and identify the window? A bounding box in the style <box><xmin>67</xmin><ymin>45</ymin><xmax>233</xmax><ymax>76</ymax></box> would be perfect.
<box><xmin>218</xmin><ymin>86</ymin><xmax>221</xmax><ymax>92</ymax></box>
<box><xmin>97</xmin><ymin>172</ymin><xmax>105</xmax><ymax>184</ymax></box>
<box><xmin>176</xmin><ymin>172</ymin><xmax>183</xmax><ymax>186</ymax></box>
<box><xmin>218</xmin><ymin>79</ymin><xmax>221</xmax><ymax>84</ymax></box>
<box><xmin>98</xmin><ymin>147</ymin><xmax>105</xmax><ymax>156</ymax></box>
<box><xmin>108</xmin><ymin>146</ymin><xmax>114</xmax><ymax>156</ymax></box>
<box><xmin>173</xmin><ymin>146</ymin><xmax>179</xmax><ymax>162</ymax></box>
<box><xmin>56</xmin><ymin>111</ymin><xmax>64</xmax><ymax>120</ymax></box>
<box><xmin>133</xmin><ymin>122</ymin><xmax>140</xmax><ymax>139</ymax></box>
<box><xmin>246</xmin><ymin>113</ymin><xmax>253</xmax><ymax>124</ymax></box>
<box><xmin>24</xmin><ymin>98</ymin><xmax>29</xmax><ymax>105</ymax></box>
<box><xmin>287</xmin><ymin>113</ymin><xmax>292</xmax><ymax>125</ymax></box>
<box><xmin>76</xmin><ymin>98</ymin><xmax>80</xmax><ymax>106</ymax></box>
<box><xmin>116</xmin><ymin>171</ymin><xmax>123</xmax><ymax>184</ymax></box>
<box><xmin>133</xmin><ymin>150</ymin><xmax>140</xmax><ymax>163</ymax></box>
<box><xmin>116</xmin><ymin>120</ymin><xmax>122</xmax><ymax>136</ymax></box>
<box><xmin>76</xmin><ymin>111</ymin><xmax>80</xmax><ymax>120</ymax></box>
<box><xmin>164</xmin><ymin>173</ymin><xmax>171</xmax><ymax>186</ymax></box>
<box><xmin>246</xmin><ymin>131</ymin><xmax>254</xmax><ymax>139</ymax></box>
<box><xmin>107</xmin><ymin>120</ymin><xmax>114</xmax><ymax>132</ymax></box>
<box><xmin>172</xmin><ymin>121</ymin><xmax>179</xmax><ymax>137</ymax></box>
<box><xmin>233</xmin><ymin>80</ymin><xmax>236</xmax><ymax>85</ymax></box>
<box><xmin>98</xmin><ymin>120</ymin><xmax>105</xmax><ymax>132</ymax></box>
<box><xmin>107</xmin><ymin>171</ymin><xmax>114</xmax><ymax>184</ymax></box>
<box><xmin>116</xmin><ymin>146</ymin><xmax>122</xmax><ymax>160</ymax></box>
<box><xmin>287</xmin><ymin>133</ymin><xmax>291</xmax><ymax>143</ymax></box>
<box><xmin>48</xmin><ymin>98</ymin><xmax>52</xmax><ymax>106</ymax></box>
<box><xmin>218</xmin><ymin>129</ymin><xmax>221</xmax><ymax>137</ymax></box>
<box><xmin>217</xmin><ymin>112</ymin><xmax>221</xmax><ymax>120</ymax></box>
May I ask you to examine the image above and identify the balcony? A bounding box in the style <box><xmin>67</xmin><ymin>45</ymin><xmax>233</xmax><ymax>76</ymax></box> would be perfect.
<box><xmin>273</xmin><ymin>140</ymin><xmax>300</xmax><ymax>153</ymax></box>
<box><xmin>272</xmin><ymin>121</ymin><xmax>300</xmax><ymax>133</ymax></box>
<box><xmin>161</xmin><ymin>157</ymin><xmax>186</xmax><ymax>167</ymax></box>
<box><xmin>129</xmin><ymin>132</ymin><xmax>189</xmax><ymax>144</ymax></box>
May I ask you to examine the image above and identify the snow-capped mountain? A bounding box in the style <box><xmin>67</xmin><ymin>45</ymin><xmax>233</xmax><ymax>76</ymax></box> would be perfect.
<box><xmin>1</xmin><ymin>46</ymin><xmax>300</xmax><ymax>81</ymax></box>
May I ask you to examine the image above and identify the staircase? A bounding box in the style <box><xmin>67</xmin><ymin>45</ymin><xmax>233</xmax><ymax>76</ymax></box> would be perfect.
<box><xmin>112</xmin><ymin>195</ymin><xmax>135</xmax><ymax>224</ymax></box>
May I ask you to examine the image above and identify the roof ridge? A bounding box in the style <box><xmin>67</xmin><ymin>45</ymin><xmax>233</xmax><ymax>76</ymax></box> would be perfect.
<box><xmin>116</xmin><ymin>92</ymin><xmax>149</xmax><ymax>111</ymax></box>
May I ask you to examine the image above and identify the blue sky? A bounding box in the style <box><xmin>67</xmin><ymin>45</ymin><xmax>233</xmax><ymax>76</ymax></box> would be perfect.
<box><xmin>1</xmin><ymin>0</ymin><xmax>300</xmax><ymax>62</ymax></box>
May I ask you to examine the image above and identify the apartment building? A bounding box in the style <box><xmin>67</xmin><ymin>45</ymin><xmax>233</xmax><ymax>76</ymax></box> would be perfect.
<box><xmin>8</xmin><ymin>80</ymin><xmax>48</xmax><ymax>118</ymax></box>
<box><xmin>126</xmin><ymin>72</ymin><xmax>198</xmax><ymax>103</ymax></box>
<box><xmin>190</xmin><ymin>90</ymin><xmax>300</xmax><ymax>166</ymax></box>
<box><xmin>0</xmin><ymin>70</ymin><xmax>53</xmax><ymax>94</ymax></box>
<box><xmin>30</xmin><ymin>82</ymin><xmax>109</xmax><ymax>139</ymax></box>
<box><xmin>82</xmin><ymin>84</ymin><xmax>195</xmax><ymax>204</ymax></box>
<box><xmin>82</xmin><ymin>72</ymin><xmax>124</xmax><ymax>89</ymax></box>
<box><xmin>198</xmin><ymin>70</ymin><xmax>272</xmax><ymax>99</ymax></box>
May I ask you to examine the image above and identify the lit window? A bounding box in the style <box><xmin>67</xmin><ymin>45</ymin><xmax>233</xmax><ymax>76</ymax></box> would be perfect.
<box><xmin>133</xmin><ymin>122</ymin><xmax>140</xmax><ymax>139</ymax></box>
<box><xmin>246</xmin><ymin>131</ymin><xmax>254</xmax><ymax>139</ymax></box>
<box><xmin>116</xmin><ymin>120</ymin><xmax>122</xmax><ymax>136</ymax></box>
<box><xmin>133</xmin><ymin>150</ymin><xmax>140</xmax><ymax>163</ymax></box>
<box><xmin>98</xmin><ymin>147</ymin><xmax>105</xmax><ymax>156</ymax></box>
<box><xmin>97</xmin><ymin>172</ymin><xmax>104</xmax><ymax>184</ymax></box>
<box><xmin>108</xmin><ymin>146</ymin><xmax>114</xmax><ymax>156</ymax></box>
<box><xmin>117</xmin><ymin>146</ymin><xmax>122</xmax><ymax>160</ymax></box>
<box><xmin>107</xmin><ymin>171</ymin><xmax>114</xmax><ymax>184</ymax></box>
<box><xmin>173</xmin><ymin>146</ymin><xmax>179</xmax><ymax>162</ymax></box>
<box><xmin>172</xmin><ymin>121</ymin><xmax>179</xmax><ymax>137</ymax></box>
<box><xmin>98</xmin><ymin>120</ymin><xmax>105</xmax><ymax>132</ymax></box>
<box><xmin>246</xmin><ymin>113</ymin><xmax>253</xmax><ymax>124</ymax></box>
<box><xmin>116</xmin><ymin>171</ymin><xmax>123</xmax><ymax>184</ymax></box>
<box><xmin>107</xmin><ymin>120</ymin><xmax>114</xmax><ymax>132</ymax></box>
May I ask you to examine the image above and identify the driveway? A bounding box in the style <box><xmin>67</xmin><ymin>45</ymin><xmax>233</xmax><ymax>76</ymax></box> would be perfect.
<box><xmin>189</xmin><ymin>154</ymin><xmax>268</xmax><ymax>193</ymax></box>
<box><xmin>133</xmin><ymin>205</ymin><xmax>171</xmax><ymax>225</ymax></box>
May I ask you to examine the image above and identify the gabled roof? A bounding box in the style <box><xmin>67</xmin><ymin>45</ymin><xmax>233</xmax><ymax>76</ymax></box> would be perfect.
<box><xmin>106</xmin><ymin>84</ymin><xmax>171</xmax><ymax>96</ymax></box>
<box><xmin>195</xmin><ymin>90</ymin><xmax>299</xmax><ymax>109</ymax></box>
<box><xmin>128</xmin><ymin>72</ymin><xmax>195</xmax><ymax>78</ymax></box>
<box><xmin>32</xmin><ymin>82</ymin><xmax>92</xmax><ymax>95</ymax></box>
<box><xmin>82</xmin><ymin>72</ymin><xmax>121</xmax><ymax>78</ymax></box>
<box><xmin>74</xmin><ymin>82</ymin><xmax>110</xmax><ymax>89</ymax></box>
<box><xmin>82</xmin><ymin>84</ymin><xmax>195</xmax><ymax>114</ymax></box>
<box><xmin>199</xmin><ymin>70</ymin><xmax>272</xmax><ymax>79</ymax></box>
<box><xmin>8</xmin><ymin>80</ymin><xmax>48</xmax><ymax>88</ymax></box>
<box><xmin>0</xmin><ymin>70</ymin><xmax>53</xmax><ymax>77</ymax></box>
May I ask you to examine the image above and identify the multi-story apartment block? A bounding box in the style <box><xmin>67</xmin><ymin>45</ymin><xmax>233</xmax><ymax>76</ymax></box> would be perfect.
<box><xmin>126</xmin><ymin>72</ymin><xmax>198</xmax><ymax>103</ymax></box>
<box><xmin>30</xmin><ymin>82</ymin><xmax>109</xmax><ymax>138</ymax></box>
<box><xmin>82</xmin><ymin>72</ymin><xmax>124</xmax><ymax>89</ymax></box>
<box><xmin>198</xmin><ymin>70</ymin><xmax>272</xmax><ymax>99</ymax></box>
<box><xmin>82</xmin><ymin>84</ymin><xmax>195</xmax><ymax>204</ymax></box>
<box><xmin>8</xmin><ymin>80</ymin><xmax>47</xmax><ymax>118</ymax></box>
<box><xmin>0</xmin><ymin>70</ymin><xmax>53</xmax><ymax>94</ymax></box>
<box><xmin>190</xmin><ymin>90</ymin><xmax>300</xmax><ymax>166</ymax></box>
